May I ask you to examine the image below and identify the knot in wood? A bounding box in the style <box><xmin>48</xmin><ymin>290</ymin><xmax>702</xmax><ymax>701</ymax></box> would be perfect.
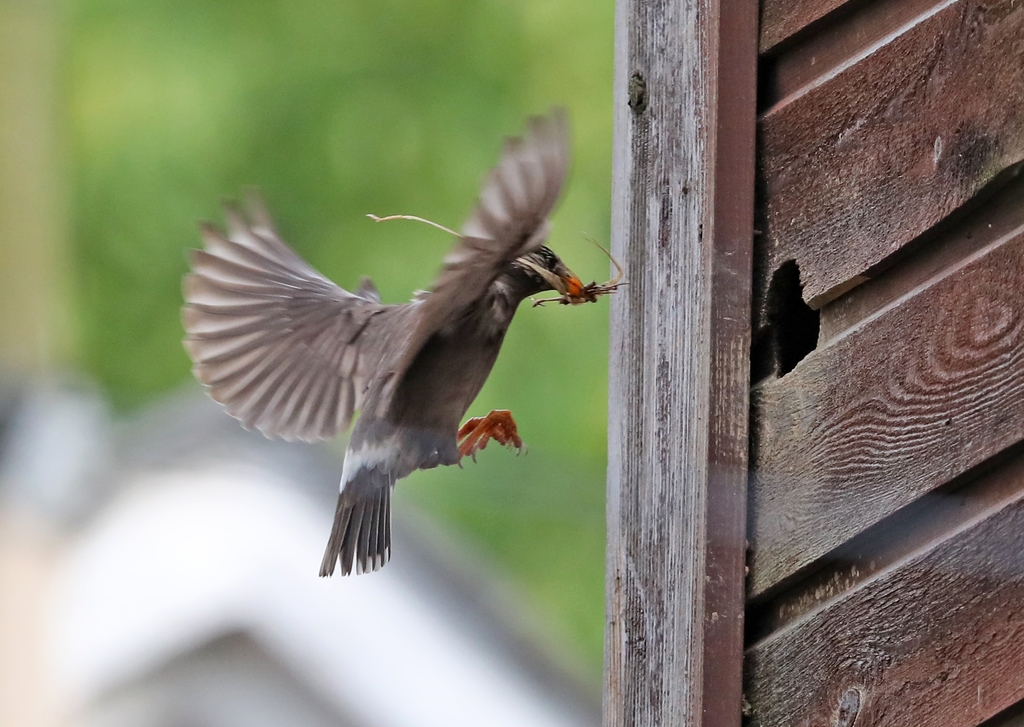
<box><xmin>628</xmin><ymin>72</ymin><xmax>648</xmax><ymax>114</ymax></box>
<box><xmin>833</xmin><ymin>687</ymin><xmax>862</xmax><ymax>727</ymax></box>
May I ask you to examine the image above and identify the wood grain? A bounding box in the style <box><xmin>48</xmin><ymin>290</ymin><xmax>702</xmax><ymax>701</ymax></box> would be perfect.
<box><xmin>761</xmin><ymin>0</ymin><xmax>951</xmax><ymax>109</ymax></box>
<box><xmin>759</xmin><ymin>0</ymin><xmax>852</xmax><ymax>53</ymax></box>
<box><xmin>746</xmin><ymin>454</ymin><xmax>1024</xmax><ymax>726</ymax></box>
<box><xmin>819</xmin><ymin>169</ymin><xmax>1024</xmax><ymax>347</ymax></box>
<box><xmin>605</xmin><ymin>0</ymin><xmax>756</xmax><ymax>723</ymax></box>
<box><xmin>759</xmin><ymin>0</ymin><xmax>1024</xmax><ymax>309</ymax></box>
<box><xmin>749</xmin><ymin>219</ymin><xmax>1024</xmax><ymax>598</ymax></box>
<box><xmin>748</xmin><ymin>442</ymin><xmax>1024</xmax><ymax>641</ymax></box>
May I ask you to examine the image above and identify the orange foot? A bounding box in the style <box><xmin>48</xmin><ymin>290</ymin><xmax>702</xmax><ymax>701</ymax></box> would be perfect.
<box><xmin>457</xmin><ymin>409</ymin><xmax>525</xmax><ymax>462</ymax></box>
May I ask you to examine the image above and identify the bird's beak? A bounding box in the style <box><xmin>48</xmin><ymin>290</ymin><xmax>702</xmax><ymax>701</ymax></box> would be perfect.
<box><xmin>552</xmin><ymin>259</ymin><xmax>584</xmax><ymax>297</ymax></box>
<box><xmin>519</xmin><ymin>257</ymin><xmax>584</xmax><ymax>296</ymax></box>
<box><xmin>561</xmin><ymin>270</ymin><xmax>584</xmax><ymax>297</ymax></box>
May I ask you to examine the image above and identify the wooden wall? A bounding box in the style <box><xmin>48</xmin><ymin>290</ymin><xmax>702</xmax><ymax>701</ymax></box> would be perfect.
<box><xmin>745</xmin><ymin>0</ymin><xmax>1024</xmax><ymax>723</ymax></box>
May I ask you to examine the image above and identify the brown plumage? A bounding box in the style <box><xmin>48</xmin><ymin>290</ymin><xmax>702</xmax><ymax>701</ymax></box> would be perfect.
<box><xmin>182</xmin><ymin>109</ymin><xmax>580</xmax><ymax>575</ymax></box>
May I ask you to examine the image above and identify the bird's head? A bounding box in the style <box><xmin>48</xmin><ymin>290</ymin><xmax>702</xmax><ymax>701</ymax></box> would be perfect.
<box><xmin>512</xmin><ymin>245</ymin><xmax>584</xmax><ymax>298</ymax></box>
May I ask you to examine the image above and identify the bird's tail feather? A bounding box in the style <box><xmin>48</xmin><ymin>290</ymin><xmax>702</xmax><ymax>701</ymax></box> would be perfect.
<box><xmin>320</xmin><ymin>471</ymin><xmax>392</xmax><ymax>577</ymax></box>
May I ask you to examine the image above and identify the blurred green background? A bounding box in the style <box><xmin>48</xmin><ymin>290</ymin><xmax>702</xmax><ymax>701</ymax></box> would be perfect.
<box><xmin>52</xmin><ymin>0</ymin><xmax>613</xmax><ymax>671</ymax></box>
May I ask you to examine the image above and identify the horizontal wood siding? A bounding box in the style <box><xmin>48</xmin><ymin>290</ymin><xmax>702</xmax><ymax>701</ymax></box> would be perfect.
<box><xmin>759</xmin><ymin>0</ymin><xmax>849</xmax><ymax>52</ymax></box>
<box><xmin>749</xmin><ymin>180</ymin><xmax>1024</xmax><ymax>597</ymax></box>
<box><xmin>747</xmin><ymin>0</ymin><xmax>1024</xmax><ymax>721</ymax></box>
<box><xmin>759</xmin><ymin>0</ymin><xmax>1024</xmax><ymax>308</ymax></box>
<box><xmin>746</xmin><ymin>453</ymin><xmax>1024</xmax><ymax>727</ymax></box>
<box><xmin>762</xmin><ymin>0</ymin><xmax>955</xmax><ymax>107</ymax></box>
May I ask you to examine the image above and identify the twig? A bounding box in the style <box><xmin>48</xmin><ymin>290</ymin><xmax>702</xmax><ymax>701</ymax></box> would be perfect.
<box><xmin>366</xmin><ymin>214</ymin><xmax>461</xmax><ymax>238</ymax></box>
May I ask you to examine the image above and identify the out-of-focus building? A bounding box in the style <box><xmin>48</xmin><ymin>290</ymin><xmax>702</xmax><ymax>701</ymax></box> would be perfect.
<box><xmin>0</xmin><ymin>382</ymin><xmax>599</xmax><ymax>727</ymax></box>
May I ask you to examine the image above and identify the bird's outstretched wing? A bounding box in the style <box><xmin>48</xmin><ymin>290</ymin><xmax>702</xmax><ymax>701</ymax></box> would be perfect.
<box><xmin>182</xmin><ymin>195</ymin><xmax>406</xmax><ymax>442</ymax></box>
<box><xmin>391</xmin><ymin>108</ymin><xmax>571</xmax><ymax>382</ymax></box>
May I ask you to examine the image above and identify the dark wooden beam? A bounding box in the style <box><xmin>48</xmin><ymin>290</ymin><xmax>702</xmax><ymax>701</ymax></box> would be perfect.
<box><xmin>604</xmin><ymin>0</ymin><xmax>757</xmax><ymax>722</ymax></box>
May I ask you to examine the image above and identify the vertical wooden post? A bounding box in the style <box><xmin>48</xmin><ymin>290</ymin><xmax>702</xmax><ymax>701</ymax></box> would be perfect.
<box><xmin>604</xmin><ymin>0</ymin><xmax>757</xmax><ymax>722</ymax></box>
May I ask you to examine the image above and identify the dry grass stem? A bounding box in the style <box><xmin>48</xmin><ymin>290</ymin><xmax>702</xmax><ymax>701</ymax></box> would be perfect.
<box><xmin>367</xmin><ymin>213</ymin><xmax>461</xmax><ymax>238</ymax></box>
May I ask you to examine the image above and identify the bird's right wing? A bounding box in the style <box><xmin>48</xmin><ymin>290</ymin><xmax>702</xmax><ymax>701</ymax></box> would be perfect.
<box><xmin>390</xmin><ymin>108</ymin><xmax>571</xmax><ymax>382</ymax></box>
<box><xmin>427</xmin><ymin>109</ymin><xmax>570</xmax><ymax>324</ymax></box>
<box><xmin>182</xmin><ymin>196</ymin><xmax>413</xmax><ymax>442</ymax></box>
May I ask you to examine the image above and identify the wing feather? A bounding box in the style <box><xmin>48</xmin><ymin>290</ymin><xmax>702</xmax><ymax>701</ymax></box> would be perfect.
<box><xmin>183</xmin><ymin>194</ymin><xmax>406</xmax><ymax>441</ymax></box>
<box><xmin>388</xmin><ymin>109</ymin><xmax>571</xmax><ymax>389</ymax></box>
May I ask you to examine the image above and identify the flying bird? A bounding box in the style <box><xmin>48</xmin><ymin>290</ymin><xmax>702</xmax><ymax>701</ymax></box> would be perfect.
<box><xmin>182</xmin><ymin>110</ymin><xmax>584</xmax><ymax>576</ymax></box>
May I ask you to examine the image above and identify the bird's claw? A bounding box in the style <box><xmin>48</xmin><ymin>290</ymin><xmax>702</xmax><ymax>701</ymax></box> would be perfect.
<box><xmin>457</xmin><ymin>409</ymin><xmax>524</xmax><ymax>462</ymax></box>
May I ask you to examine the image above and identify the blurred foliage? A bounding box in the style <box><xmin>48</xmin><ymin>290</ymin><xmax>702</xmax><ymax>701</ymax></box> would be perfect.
<box><xmin>67</xmin><ymin>0</ymin><xmax>613</xmax><ymax>668</ymax></box>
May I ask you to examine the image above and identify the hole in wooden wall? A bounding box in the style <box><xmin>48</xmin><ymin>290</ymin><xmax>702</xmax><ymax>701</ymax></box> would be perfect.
<box><xmin>760</xmin><ymin>260</ymin><xmax>820</xmax><ymax>377</ymax></box>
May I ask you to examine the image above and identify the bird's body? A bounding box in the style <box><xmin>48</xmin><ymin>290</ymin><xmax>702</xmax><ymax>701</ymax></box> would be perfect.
<box><xmin>182</xmin><ymin>110</ymin><xmax>580</xmax><ymax>576</ymax></box>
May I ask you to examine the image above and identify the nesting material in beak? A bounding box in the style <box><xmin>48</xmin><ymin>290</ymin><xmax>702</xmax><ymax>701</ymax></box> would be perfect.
<box><xmin>532</xmin><ymin>240</ymin><xmax>625</xmax><ymax>307</ymax></box>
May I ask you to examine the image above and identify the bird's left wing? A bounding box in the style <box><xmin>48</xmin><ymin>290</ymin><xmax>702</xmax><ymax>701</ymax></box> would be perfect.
<box><xmin>182</xmin><ymin>196</ymin><xmax>410</xmax><ymax>442</ymax></box>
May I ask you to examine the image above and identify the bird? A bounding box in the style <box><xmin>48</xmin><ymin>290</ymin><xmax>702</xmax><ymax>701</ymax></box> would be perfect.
<box><xmin>181</xmin><ymin>109</ymin><xmax>582</xmax><ymax>576</ymax></box>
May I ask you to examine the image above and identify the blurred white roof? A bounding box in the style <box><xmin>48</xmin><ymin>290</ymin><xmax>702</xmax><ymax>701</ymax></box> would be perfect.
<box><xmin>48</xmin><ymin>457</ymin><xmax>595</xmax><ymax>727</ymax></box>
<box><xmin>0</xmin><ymin>383</ymin><xmax>597</xmax><ymax>727</ymax></box>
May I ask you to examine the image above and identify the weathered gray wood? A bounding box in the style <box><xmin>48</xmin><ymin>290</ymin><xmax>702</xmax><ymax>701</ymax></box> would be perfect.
<box><xmin>749</xmin><ymin>204</ymin><xmax>1024</xmax><ymax>598</ymax></box>
<box><xmin>604</xmin><ymin>0</ymin><xmax>756</xmax><ymax>723</ymax></box>
<box><xmin>746</xmin><ymin>453</ymin><xmax>1024</xmax><ymax>727</ymax></box>
<box><xmin>758</xmin><ymin>0</ymin><xmax>1024</xmax><ymax>309</ymax></box>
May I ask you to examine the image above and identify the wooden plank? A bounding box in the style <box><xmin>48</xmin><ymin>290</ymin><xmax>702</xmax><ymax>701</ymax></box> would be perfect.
<box><xmin>746</xmin><ymin>454</ymin><xmax>1024</xmax><ymax>727</ymax></box>
<box><xmin>701</xmin><ymin>0</ymin><xmax>758</xmax><ymax>722</ymax></box>
<box><xmin>747</xmin><ymin>442</ymin><xmax>1024</xmax><ymax>641</ymax></box>
<box><xmin>819</xmin><ymin>170</ymin><xmax>1024</xmax><ymax>346</ymax></box>
<box><xmin>759</xmin><ymin>0</ymin><xmax>1024</xmax><ymax>309</ymax></box>
<box><xmin>749</xmin><ymin>212</ymin><xmax>1024</xmax><ymax>598</ymax></box>
<box><xmin>759</xmin><ymin>0</ymin><xmax>851</xmax><ymax>53</ymax></box>
<box><xmin>761</xmin><ymin>0</ymin><xmax>949</xmax><ymax>109</ymax></box>
<box><xmin>604</xmin><ymin>0</ymin><xmax>756</xmax><ymax>723</ymax></box>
